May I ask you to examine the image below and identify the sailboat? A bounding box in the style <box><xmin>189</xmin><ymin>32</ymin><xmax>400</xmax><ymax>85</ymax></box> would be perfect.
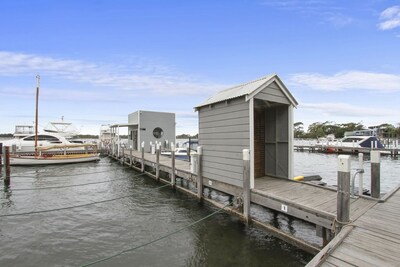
<box><xmin>10</xmin><ymin>75</ymin><xmax>100</xmax><ymax>166</ymax></box>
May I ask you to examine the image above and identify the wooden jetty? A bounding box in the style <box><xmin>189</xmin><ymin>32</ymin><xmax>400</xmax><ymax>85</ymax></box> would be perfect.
<box><xmin>106</xmin><ymin>147</ymin><xmax>388</xmax><ymax>256</ymax></box>
<box><xmin>294</xmin><ymin>144</ymin><xmax>399</xmax><ymax>157</ymax></box>
<box><xmin>307</xmin><ymin>185</ymin><xmax>400</xmax><ymax>266</ymax></box>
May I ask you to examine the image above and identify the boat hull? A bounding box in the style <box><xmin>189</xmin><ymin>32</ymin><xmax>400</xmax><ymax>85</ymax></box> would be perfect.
<box><xmin>10</xmin><ymin>154</ymin><xmax>100</xmax><ymax>166</ymax></box>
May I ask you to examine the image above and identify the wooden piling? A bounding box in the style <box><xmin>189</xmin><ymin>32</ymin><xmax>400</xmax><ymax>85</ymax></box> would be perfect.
<box><xmin>0</xmin><ymin>143</ymin><xmax>2</xmax><ymax>170</ymax></box>
<box><xmin>243</xmin><ymin>149</ymin><xmax>251</xmax><ymax>224</ymax></box>
<box><xmin>121</xmin><ymin>146</ymin><xmax>125</xmax><ymax>164</ymax></box>
<box><xmin>171</xmin><ymin>142</ymin><xmax>176</xmax><ymax>189</ymax></box>
<box><xmin>141</xmin><ymin>142</ymin><xmax>145</xmax><ymax>173</ymax></box>
<box><xmin>337</xmin><ymin>155</ymin><xmax>351</xmax><ymax>234</ymax></box>
<box><xmin>196</xmin><ymin>146</ymin><xmax>203</xmax><ymax>201</ymax></box>
<box><xmin>4</xmin><ymin>146</ymin><xmax>10</xmax><ymax>187</ymax></box>
<box><xmin>371</xmin><ymin>151</ymin><xmax>381</xmax><ymax>199</ymax></box>
<box><xmin>156</xmin><ymin>143</ymin><xmax>160</xmax><ymax>182</ymax></box>
<box><xmin>129</xmin><ymin>148</ymin><xmax>133</xmax><ymax>166</ymax></box>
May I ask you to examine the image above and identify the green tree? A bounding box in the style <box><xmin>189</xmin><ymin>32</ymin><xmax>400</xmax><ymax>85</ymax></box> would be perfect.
<box><xmin>294</xmin><ymin>122</ymin><xmax>305</xmax><ymax>138</ymax></box>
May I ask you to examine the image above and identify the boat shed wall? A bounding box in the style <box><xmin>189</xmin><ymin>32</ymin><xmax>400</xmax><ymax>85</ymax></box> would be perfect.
<box><xmin>198</xmin><ymin>97</ymin><xmax>250</xmax><ymax>187</ymax></box>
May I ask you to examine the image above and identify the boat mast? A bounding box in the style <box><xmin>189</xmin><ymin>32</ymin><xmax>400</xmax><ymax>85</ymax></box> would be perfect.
<box><xmin>34</xmin><ymin>75</ymin><xmax>40</xmax><ymax>157</ymax></box>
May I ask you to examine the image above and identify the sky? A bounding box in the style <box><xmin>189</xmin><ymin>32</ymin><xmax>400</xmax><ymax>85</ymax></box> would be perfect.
<box><xmin>0</xmin><ymin>0</ymin><xmax>399</xmax><ymax>135</ymax></box>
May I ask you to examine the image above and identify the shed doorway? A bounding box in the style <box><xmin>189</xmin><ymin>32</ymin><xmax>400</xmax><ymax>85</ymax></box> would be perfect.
<box><xmin>254</xmin><ymin>99</ymin><xmax>289</xmax><ymax>179</ymax></box>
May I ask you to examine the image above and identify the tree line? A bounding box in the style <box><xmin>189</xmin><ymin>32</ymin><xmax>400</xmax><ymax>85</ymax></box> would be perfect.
<box><xmin>294</xmin><ymin>121</ymin><xmax>400</xmax><ymax>139</ymax></box>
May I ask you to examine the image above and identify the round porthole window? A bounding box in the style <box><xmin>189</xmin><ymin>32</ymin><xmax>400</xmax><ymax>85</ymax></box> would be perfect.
<box><xmin>153</xmin><ymin>127</ymin><xmax>163</xmax><ymax>139</ymax></box>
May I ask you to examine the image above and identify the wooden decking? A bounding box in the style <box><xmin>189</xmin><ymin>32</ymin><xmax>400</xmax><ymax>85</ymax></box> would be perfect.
<box><xmin>253</xmin><ymin>177</ymin><xmax>377</xmax><ymax>229</ymax></box>
<box><xmin>307</xmin><ymin>186</ymin><xmax>400</xmax><ymax>266</ymax></box>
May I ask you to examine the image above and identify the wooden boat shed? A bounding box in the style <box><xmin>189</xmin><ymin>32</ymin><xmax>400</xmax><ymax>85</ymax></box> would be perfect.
<box><xmin>195</xmin><ymin>74</ymin><xmax>298</xmax><ymax>189</ymax></box>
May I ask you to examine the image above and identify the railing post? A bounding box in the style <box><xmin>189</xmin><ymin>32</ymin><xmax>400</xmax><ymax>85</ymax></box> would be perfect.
<box><xmin>196</xmin><ymin>146</ymin><xmax>203</xmax><ymax>201</ymax></box>
<box><xmin>337</xmin><ymin>155</ymin><xmax>351</xmax><ymax>234</ymax></box>
<box><xmin>371</xmin><ymin>151</ymin><xmax>381</xmax><ymax>198</ymax></box>
<box><xmin>129</xmin><ymin>148</ymin><xmax>133</xmax><ymax>166</ymax></box>
<box><xmin>171</xmin><ymin>142</ymin><xmax>175</xmax><ymax>189</ymax></box>
<box><xmin>156</xmin><ymin>143</ymin><xmax>160</xmax><ymax>182</ymax></box>
<box><xmin>141</xmin><ymin>141</ymin><xmax>145</xmax><ymax>173</ymax></box>
<box><xmin>243</xmin><ymin>149</ymin><xmax>251</xmax><ymax>224</ymax></box>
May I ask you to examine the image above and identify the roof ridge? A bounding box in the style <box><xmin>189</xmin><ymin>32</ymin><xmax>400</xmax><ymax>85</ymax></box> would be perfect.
<box><xmin>218</xmin><ymin>73</ymin><xmax>276</xmax><ymax>93</ymax></box>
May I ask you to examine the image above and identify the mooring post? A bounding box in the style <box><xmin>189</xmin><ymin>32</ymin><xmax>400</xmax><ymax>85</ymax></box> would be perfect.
<box><xmin>141</xmin><ymin>141</ymin><xmax>145</xmax><ymax>173</ymax></box>
<box><xmin>358</xmin><ymin>153</ymin><xmax>364</xmax><ymax>196</ymax></box>
<box><xmin>156</xmin><ymin>143</ymin><xmax>160</xmax><ymax>182</ymax></box>
<box><xmin>196</xmin><ymin>146</ymin><xmax>203</xmax><ymax>201</ymax></box>
<box><xmin>171</xmin><ymin>142</ymin><xmax>176</xmax><ymax>189</ymax></box>
<box><xmin>129</xmin><ymin>148</ymin><xmax>133</xmax><ymax>166</ymax></box>
<box><xmin>121</xmin><ymin>146</ymin><xmax>125</xmax><ymax>164</ymax></box>
<box><xmin>0</xmin><ymin>143</ymin><xmax>3</xmax><ymax>170</ymax></box>
<box><xmin>4</xmin><ymin>146</ymin><xmax>11</xmax><ymax>187</ymax></box>
<box><xmin>337</xmin><ymin>155</ymin><xmax>351</xmax><ymax>234</ymax></box>
<box><xmin>371</xmin><ymin>151</ymin><xmax>381</xmax><ymax>199</ymax></box>
<box><xmin>243</xmin><ymin>149</ymin><xmax>251</xmax><ymax>224</ymax></box>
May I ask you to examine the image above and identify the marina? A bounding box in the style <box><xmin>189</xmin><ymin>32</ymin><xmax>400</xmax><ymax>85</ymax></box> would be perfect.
<box><xmin>1</xmin><ymin>73</ymin><xmax>400</xmax><ymax>266</ymax></box>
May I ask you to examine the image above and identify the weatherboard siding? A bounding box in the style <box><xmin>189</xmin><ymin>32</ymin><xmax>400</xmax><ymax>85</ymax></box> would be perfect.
<box><xmin>255</xmin><ymin>81</ymin><xmax>290</xmax><ymax>105</ymax></box>
<box><xmin>199</xmin><ymin>97</ymin><xmax>250</xmax><ymax>187</ymax></box>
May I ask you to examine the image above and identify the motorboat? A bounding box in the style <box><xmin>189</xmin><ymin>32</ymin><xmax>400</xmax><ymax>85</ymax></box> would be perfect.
<box><xmin>43</xmin><ymin>117</ymin><xmax>79</xmax><ymax>138</ymax></box>
<box><xmin>2</xmin><ymin>133</ymin><xmax>88</xmax><ymax>154</ymax></box>
<box><xmin>329</xmin><ymin>136</ymin><xmax>384</xmax><ymax>149</ymax></box>
<box><xmin>161</xmin><ymin>147</ymin><xmax>189</xmax><ymax>160</ymax></box>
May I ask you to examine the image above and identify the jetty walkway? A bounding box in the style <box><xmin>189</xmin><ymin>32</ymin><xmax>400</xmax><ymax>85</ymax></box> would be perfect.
<box><xmin>307</xmin><ymin>185</ymin><xmax>400</xmax><ymax>266</ymax></box>
<box><xmin>108</xmin><ymin>148</ymin><xmax>391</xmax><ymax>256</ymax></box>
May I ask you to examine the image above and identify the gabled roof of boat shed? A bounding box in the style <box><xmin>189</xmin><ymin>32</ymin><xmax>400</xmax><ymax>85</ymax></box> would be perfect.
<box><xmin>195</xmin><ymin>74</ymin><xmax>298</xmax><ymax>110</ymax></box>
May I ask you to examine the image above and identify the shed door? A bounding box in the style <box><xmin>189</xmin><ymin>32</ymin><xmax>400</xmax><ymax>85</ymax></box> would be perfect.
<box><xmin>265</xmin><ymin>104</ymin><xmax>289</xmax><ymax>178</ymax></box>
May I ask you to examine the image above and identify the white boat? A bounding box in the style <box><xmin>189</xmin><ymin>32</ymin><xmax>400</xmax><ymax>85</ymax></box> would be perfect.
<box><xmin>43</xmin><ymin>116</ymin><xmax>79</xmax><ymax>138</ymax></box>
<box><xmin>13</xmin><ymin>125</ymin><xmax>35</xmax><ymax>138</ymax></box>
<box><xmin>6</xmin><ymin>75</ymin><xmax>100</xmax><ymax>166</ymax></box>
<box><xmin>161</xmin><ymin>148</ymin><xmax>189</xmax><ymax>160</ymax></box>
<box><xmin>3</xmin><ymin>133</ymin><xmax>88</xmax><ymax>153</ymax></box>
<box><xmin>329</xmin><ymin>136</ymin><xmax>384</xmax><ymax>149</ymax></box>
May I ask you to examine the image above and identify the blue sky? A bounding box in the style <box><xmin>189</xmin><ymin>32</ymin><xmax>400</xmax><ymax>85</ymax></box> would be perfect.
<box><xmin>0</xmin><ymin>0</ymin><xmax>399</xmax><ymax>135</ymax></box>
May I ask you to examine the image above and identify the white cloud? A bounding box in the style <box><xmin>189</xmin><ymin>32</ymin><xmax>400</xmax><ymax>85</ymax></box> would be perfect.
<box><xmin>0</xmin><ymin>51</ymin><xmax>226</xmax><ymax>96</ymax></box>
<box><xmin>300</xmin><ymin>102</ymin><xmax>392</xmax><ymax>117</ymax></box>
<box><xmin>378</xmin><ymin>6</ymin><xmax>400</xmax><ymax>30</ymax></box>
<box><xmin>261</xmin><ymin>1</ymin><xmax>353</xmax><ymax>28</ymax></box>
<box><xmin>289</xmin><ymin>71</ymin><xmax>400</xmax><ymax>92</ymax></box>
<box><xmin>326</xmin><ymin>14</ymin><xmax>353</xmax><ymax>28</ymax></box>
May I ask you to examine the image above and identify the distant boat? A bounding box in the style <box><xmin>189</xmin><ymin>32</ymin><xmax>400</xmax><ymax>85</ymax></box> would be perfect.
<box><xmin>161</xmin><ymin>147</ymin><xmax>189</xmax><ymax>160</ymax></box>
<box><xmin>10</xmin><ymin>144</ymin><xmax>100</xmax><ymax>165</ymax></box>
<box><xmin>3</xmin><ymin>132</ymin><xmax>88</xmax><ymax>154</ymax></box>
<box><xmin>43</xmin><ymin>116</ymin><xmax>80</xmax><ymax>138</ymax></box>
<box><xmin>329</xmin><ymin>136</ymin><xmax>384</xmax><ymax>149</ymax></box>
<box><xmin>8</xmin><ymin>75</ymin><xmax>100</xmax><ymax>166</ymax></box>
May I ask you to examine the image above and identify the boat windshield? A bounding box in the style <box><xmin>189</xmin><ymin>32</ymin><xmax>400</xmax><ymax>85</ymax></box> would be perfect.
<box><xmin>341</xmin><ymin>137</ymin><xmax>364</xmax><ymax>143</ymax></box>
<box><xmin>23</xmin><ymin>135</ymin><xmax>62</xmax><ymax>142</ymax></box>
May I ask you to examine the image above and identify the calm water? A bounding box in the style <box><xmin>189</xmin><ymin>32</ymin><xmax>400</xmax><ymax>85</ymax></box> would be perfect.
<box><xmin>294</xmin><ymin>151</ymin><xmax>400</xmax><ymax>194</ymax></box>
<box><xmin>1</xmin><ymin>157</ymin><xmax>312</xmax><ymax>267</ymax></box>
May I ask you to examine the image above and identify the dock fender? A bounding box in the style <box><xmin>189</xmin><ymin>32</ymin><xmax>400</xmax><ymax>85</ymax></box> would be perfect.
<box><xmin>293</xmin><ymin>176</ymin><xmax>304</xmax><ymax>181</ymax></box>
